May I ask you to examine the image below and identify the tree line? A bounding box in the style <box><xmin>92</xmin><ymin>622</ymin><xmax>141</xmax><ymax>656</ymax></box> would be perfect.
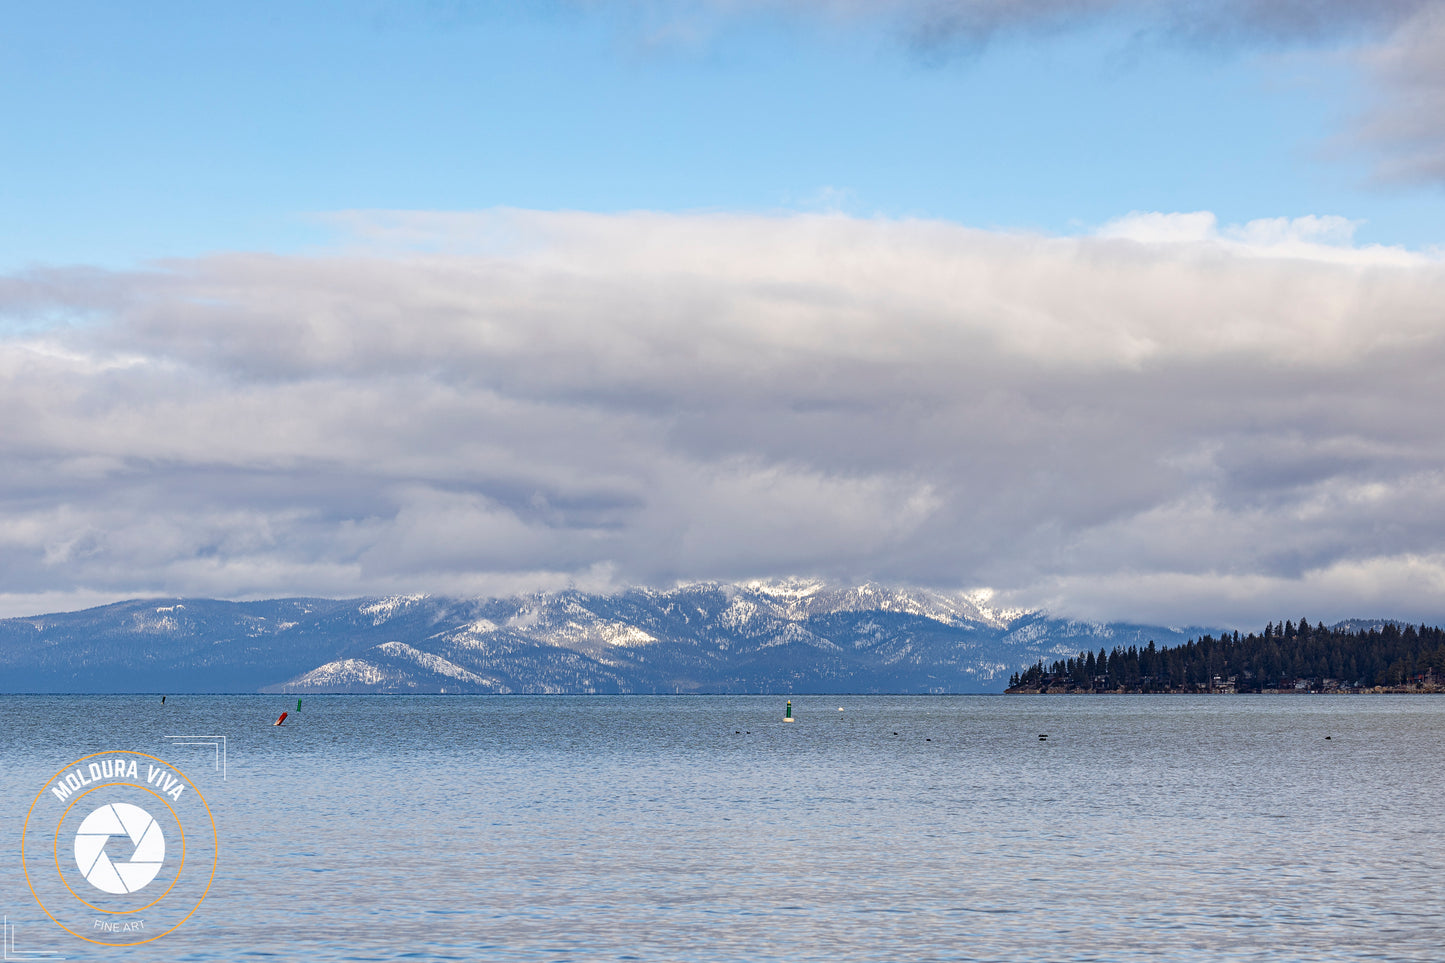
<box><xmin>1007</xmin><ymin>619</ymin><xmax>1445</xmax><ymax>693</ymax></box>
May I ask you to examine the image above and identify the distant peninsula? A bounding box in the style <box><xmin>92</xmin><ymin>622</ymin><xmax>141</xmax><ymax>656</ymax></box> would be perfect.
<box><xmin>1006</xmin><ymin>620</ymin><xmax>1445</xmax><ymax>694</ymax></box>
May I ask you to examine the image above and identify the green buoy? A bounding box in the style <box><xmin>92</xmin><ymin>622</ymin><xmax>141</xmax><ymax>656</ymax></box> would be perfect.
<box><xmin>297</xmin><ymin>698</ymin><xmax>302</xmax><ymax>712</ymax></box>
<box><xmin>784</xmin><ymin>700</ymin><xmax>794</xmax><ymax>723</ymax></box>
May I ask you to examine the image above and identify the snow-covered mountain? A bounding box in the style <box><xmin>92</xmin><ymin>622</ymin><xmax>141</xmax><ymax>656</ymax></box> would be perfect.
<box><xmin>0</xmin><ymin>582</ymin><xmax>1216</xmax><ymax>694</ymax></box>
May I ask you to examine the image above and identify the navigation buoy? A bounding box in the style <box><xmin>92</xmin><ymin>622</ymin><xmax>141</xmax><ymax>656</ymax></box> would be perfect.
<box><xmin>784</xmin><ymin>700</ymin><xmax>794</xmax><ymax>723</ymax></box>
<box><xmin>297</xmin><ymin>698</ymin><xmax>302</xmax><ymax>712</ymax></box>
<box><xmin>160</xmin><ymin>695</ymin><xmax>165</xmax><ymax>705</ymax></box>
<box><xmin>274</xmin><ymin>711</ymin><xmax>288</xmax><ymax>727</ymax></box>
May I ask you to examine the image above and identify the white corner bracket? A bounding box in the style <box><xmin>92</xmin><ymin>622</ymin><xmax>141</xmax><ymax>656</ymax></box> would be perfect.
<box><xmin>3</xmin><ymin>916</ymin><xmax>67</xmax><ymax>960</ymax></box>
<box><xmin>164</xmin><ymin>734</ymin><xmax>228</xmax><ymax>781</ymax></box>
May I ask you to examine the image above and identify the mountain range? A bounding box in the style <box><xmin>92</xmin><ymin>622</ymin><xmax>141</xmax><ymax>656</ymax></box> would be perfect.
<box><xmin>0</xmin><ymin>580</ymin><xmax>1222</xmax><ymax>694</ymax></box>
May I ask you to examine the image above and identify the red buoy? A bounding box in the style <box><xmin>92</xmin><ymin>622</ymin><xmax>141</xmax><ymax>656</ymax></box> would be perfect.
<box><xmin>274</xmin><ymin>711</ymin><xmax>288</xmax><ymax>726</ymax></box>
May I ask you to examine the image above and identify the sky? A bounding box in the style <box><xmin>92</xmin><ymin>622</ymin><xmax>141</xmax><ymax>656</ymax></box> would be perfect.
<box><xmin>2</xmin><ymin>0</ymin><xmax>1445</xmax><ymax>626</ymax></box>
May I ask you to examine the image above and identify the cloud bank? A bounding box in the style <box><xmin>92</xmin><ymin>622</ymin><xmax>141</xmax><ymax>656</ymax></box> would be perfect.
<box><xmin>2</xmin><ymin>208</ymin><xmax>1444</xmax><ymax>625</ymax></box>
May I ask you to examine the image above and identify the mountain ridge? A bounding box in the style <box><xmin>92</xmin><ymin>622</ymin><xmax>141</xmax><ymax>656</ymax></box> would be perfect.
<box><xmin>0</xmin><ymin>582</ymin><xmax>1225</xmax><ymax>694</ymax></box>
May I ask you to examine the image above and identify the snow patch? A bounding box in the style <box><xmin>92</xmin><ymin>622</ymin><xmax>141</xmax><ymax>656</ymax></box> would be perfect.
<box><xmin>359</xmin><ymin>594</ymin><xmax>429</xmax><ymax>623</ymax></box>
<box><xmin>289</xmin><ymin>658</ymin><xmax>392</xmax><ymax>688</ymax></box>
<box><xmin>130</xmin><ymin>613</ymin><xmax>178</xmax><ymax>633</ymax></box>
<box><xmin>745</xmin><ymin>576</ymin><xmax>829</xmax><ymax>600</ymax></box>
<box><xmin>375</xmin><ymin>641</ymin><xmax>499</xmax><ymax>686</ymax></box>
<box><xmin>599</xmin><ymin>624</ymin><xmax>657</xmax><ymax>647</ymax></box>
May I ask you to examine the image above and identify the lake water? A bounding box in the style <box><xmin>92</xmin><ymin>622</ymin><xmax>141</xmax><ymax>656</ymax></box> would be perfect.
<box><xmin>1</xmin><ymin>694</ymin><xmax>1442</xmax><ymax>961</ymax></box>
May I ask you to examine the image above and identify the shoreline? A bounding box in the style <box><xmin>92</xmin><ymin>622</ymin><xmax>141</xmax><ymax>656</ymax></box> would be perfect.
<box><xmin>1005</xmin><ymin>685</ymin><xmax>1445</xmax><ymax>695</ymax></box>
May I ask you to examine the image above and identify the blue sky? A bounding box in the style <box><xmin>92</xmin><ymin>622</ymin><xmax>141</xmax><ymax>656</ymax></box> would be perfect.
<box><xmin>3</xmin><ymin>1</ymin><xmax>1442</xmax><ymax>270</ymax></box>
<box><xmin>3</xmin><ymin>1</ymin><xmax>1445</xmax><ymax>624</ymax></box>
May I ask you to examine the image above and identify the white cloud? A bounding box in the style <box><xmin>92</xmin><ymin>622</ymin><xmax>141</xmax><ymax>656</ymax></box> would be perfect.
<box><xmin>1095</xmin><ymin>211</ymin><xmax>1404</xmax><ymax>266</ymax></box>
<box><xmin>2</xmin><ymin>208</ymin><xmax>1444</xmax><ymax>623</ymax></box>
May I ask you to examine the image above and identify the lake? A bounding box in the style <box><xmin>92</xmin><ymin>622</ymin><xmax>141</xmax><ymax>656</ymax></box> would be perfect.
<box><xmin>1</xmin><ymin>694</ymin><xmax>1441</xmax><ymax>961</ymax></box>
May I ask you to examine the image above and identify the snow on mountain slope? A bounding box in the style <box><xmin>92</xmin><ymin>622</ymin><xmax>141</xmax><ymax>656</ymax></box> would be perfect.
<box><xmin>738</xmin><ymin>579</ymin><xmax>1007</xmax><ymax>626</ymax></box>
<box><xmin>359</xmin><ymin>594</ymin><xmax>430</xmax><ymax>625</ymax></box>
<box><xmin>287</xmin><ymin>657</ymin><xmax>395</xmax><ymax>690</ymax></box>
<box><xmin>288</xmin><ymin>641</ymin><xmax>513</xmax><ymax>693</ymax></box>
<box><xmin>0</xmin><ymin>582</ymin><xmax>1224</xmax><ymax>693</ymax></box>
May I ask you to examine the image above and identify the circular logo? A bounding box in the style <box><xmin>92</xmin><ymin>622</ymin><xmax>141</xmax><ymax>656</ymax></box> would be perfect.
<box><xmin>22</xmin><ymin>751</ymin><xmax>218</xmax><ymax>947</ymax></box>
<box><xmin>74</xmin><ymin>802</ymin><xmax>166</xmax><ymax>895</ymax></box>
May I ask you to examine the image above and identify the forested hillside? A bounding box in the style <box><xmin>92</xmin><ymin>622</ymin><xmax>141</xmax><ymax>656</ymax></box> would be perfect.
<box><xmin>1007</xmin><ymin>619</ymin><xmax>1445</xmax><ymax>693</ymax></box>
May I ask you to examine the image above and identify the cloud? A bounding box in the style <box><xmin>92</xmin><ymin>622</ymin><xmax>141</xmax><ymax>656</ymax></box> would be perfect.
<box><xmin>1096</xmin><ymin>210</ymin><xmax>1372</xmax><ymax>251</ymax></box>
<box><xmin>2</xmin><ymin>208</ymin><xmax>1445</xmax><ymax>624</ymax></box>
<box><xmin>1356</xmin><ymin>5</ymin><xmax>1445</xmax><ymax>184</ymax></box>
<box><xmin>1019</xmin><ymin>553</ymin><xmax>1445</xmax><ymax>628</ymax></box>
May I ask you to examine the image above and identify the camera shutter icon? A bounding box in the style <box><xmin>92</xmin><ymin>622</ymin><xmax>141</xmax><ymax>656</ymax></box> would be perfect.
<box><xmin>73</xmin><ymin>803</ymin><xmax>166</xmax><ymax>895</ymax></box>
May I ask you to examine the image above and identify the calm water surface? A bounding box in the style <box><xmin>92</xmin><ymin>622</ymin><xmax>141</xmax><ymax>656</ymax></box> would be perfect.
<box><xmin>1</xmin><ymin>695</ymin><xmax>1441</xmax><ymax>961</ymax></box>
